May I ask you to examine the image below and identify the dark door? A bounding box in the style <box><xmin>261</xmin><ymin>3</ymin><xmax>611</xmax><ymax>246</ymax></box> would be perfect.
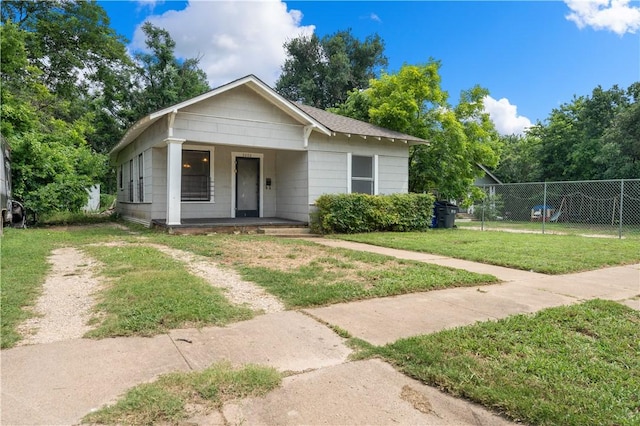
<box><xmin>235</xmin><ymin>157</ymin><xmax>260</xmax><ymax>217</ymax></box>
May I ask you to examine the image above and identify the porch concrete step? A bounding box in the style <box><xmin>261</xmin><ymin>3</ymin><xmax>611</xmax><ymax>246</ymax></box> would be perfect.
<box><xmin>258</xmin><ymin>227</ymin><xmax>319</xmax><ymax>237</ymax></box>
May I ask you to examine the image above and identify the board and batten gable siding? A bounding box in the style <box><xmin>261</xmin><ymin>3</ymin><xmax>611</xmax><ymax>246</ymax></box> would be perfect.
<box><xmin>306</xmin><ymin>132</ymin><xmax>409</xmax><ymax>203</ymax></box>
<box><xmin>172</xmin><ymin>86</ymin><xmax>307</xmax><ymax>151</ymax></box>
<box><xmin>275</xmin><ymin>150</ymin><xmax>309</xmax><ymax>222</ymax></box>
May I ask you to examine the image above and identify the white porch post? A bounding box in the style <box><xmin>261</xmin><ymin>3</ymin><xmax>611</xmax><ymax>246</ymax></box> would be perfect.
<box><xmin>165</xmin><ymin>138</ymin><xmax>185</xmax><ymax>225</ymax></box>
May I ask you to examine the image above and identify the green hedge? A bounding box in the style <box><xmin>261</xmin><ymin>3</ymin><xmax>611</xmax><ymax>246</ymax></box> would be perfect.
<box><xmin>311</xmin><ymin>193</ymin><xmax>435</xmax><ymax>234</ymax></box>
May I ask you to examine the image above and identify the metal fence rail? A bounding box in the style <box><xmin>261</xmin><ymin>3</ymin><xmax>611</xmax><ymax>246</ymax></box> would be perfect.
<box><xmin>473</xmin><ymin>179</ymin><xmax>640</xmax><ymax>238</ymax></box>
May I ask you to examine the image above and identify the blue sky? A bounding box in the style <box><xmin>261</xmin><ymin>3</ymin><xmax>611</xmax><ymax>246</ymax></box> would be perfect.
<box><xmin>99</xmin><ymin>0</ymin><xmax>639</xmax><ymax>135</ymax></box>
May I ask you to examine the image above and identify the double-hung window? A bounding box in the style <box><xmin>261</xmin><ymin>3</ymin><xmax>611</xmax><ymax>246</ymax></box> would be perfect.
<box><xmin>128</xmin><ymin>160</ymin><xmax>134</xmax><ymax>202</ymax></box>
<box><xmin>351</xmin><ymin>155</ymin><xmax>375</xmax><ymax>195</ymax></box>
<box><xmin>181</xmin><ymin>150</ymin><xmax>211</xmax><ymax>201</ymax></box>
<box><xmin>138</xmin><ymin>153</ymin><xmax>144</xmax><ymax>202</ymax></box>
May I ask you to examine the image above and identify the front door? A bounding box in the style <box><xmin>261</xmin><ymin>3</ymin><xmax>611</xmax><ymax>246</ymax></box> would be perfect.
<box><xmin>235</xmin><ymin>157</ymin><xmax>260</xmax><ymax>217</ymax></box>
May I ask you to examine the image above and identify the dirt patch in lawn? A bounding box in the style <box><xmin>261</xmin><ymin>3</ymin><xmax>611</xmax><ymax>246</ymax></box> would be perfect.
<box><xmin>17</xmin><ymin>247</ymin><xmax>104</xmax><ymax>345</ymax></box>
<box><xmin>216</xmin><ymin>238</ymin><xmax>407</xmax><ymax>286</ymax></box>
<box><xmin>148</xmin><ymin>243</ymin><xmax>285</xmax><ymax>314</ymax></box>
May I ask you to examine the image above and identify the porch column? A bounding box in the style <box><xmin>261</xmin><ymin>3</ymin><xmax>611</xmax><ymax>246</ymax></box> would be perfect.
<box><xmin>165</xmin><ymin>138</ymin><xmax>185</xmax><ymax>225</ymax></box>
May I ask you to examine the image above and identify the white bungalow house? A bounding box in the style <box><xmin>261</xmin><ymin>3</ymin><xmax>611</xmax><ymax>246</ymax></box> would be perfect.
<box><xmin>109</xmin><ymin>75</ymin><xmax>427</xmax><ymax>229</ymax></box>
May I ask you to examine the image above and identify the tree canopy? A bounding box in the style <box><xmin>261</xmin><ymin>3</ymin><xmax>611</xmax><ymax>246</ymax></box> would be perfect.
<box><xmin>0</xmin><ymin>2</ymin><xmax>211</xmax><ymax>220</ymax></box>
<box><xmin>332</xmin><ymin>62</ymin><xmax>500</xmax><ymax>202</ymax></box>
<box><xmin>493</xmin><ymin>83</ymin><xmax>639</xmax><ymax>182</ymax></box>
<box><xmin>275</xmin><ymin>29</ymin><xmax>387</xmax><ymax>109</ymax></box>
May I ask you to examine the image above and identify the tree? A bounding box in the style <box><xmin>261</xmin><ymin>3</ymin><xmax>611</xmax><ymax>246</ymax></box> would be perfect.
<box><xmin>130</xmin><ymin>22</ymin><xmax>210</xmax><ymax>119</ymax></box>
<box><xmin>526</xmin><ymin>83</ymin><xmax>637</xmax><ymax>181</ymax></box>
<box><xmin>0</xmin><ymin>22</ymin><xmax>107</xmax><ymax>220</ymax></box>
<box><xmin>276</xmin><ymin>29</ymin><xmax>387</xmax><ymax>109</ymax></box>
<box><xmin>332</xmin><ymin>63</ymin><xmax>500</xmax><ymax>202</ymax></box>
<box><xmin>491</xmin><ymin>134</ymin><xmax>542</xmax><ymax>183</ymax></box>
<box><xmin>595</xmin><ymin>99</ymin><xmax>640</xmax><ymax>178</ymax></box>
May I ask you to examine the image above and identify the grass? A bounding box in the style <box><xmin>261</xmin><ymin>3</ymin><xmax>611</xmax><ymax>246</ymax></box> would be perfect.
<box><xmin>83</xmin><ymin>244</ymin><xmax>253</xmax><ymax>338</ymax></box>
<box><xmin>336</xmin><ymin>229</ymin><xmax>640</xmax><ymax>274</ymax></box>
<box><xmin>82</xmin><ymin>361</ymin><xmax>281</xmax><ymax>425</ymax></box>
<box><xmin>372</xmin><ymin>300</ymin><xmax>640</xmax><ymax>426</ymax></box>
<box><xmin>0</xmin><ymin>225</ymin><xmax>133</xmax><ymax>348</ymax></box>
<box><xmin>154</xmin><ymin>234</ymin><xmax>499</xmax><ymax>308</ymax></box>
<box><xmin>456</xmin><ymin>219</ymin><xmax>640</xmax><ymax>238</ymax></box>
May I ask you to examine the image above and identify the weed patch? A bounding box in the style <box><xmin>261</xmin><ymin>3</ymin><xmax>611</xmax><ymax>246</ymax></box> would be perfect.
<box><xmin>83</xmin><ymin>362</ymin><xmax>281</xmax><ymax>425</ymax></box>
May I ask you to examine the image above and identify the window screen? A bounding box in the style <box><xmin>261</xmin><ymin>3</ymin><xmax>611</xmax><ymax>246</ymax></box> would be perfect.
<box><xmin>351</xmin><ymin>155</ymin><xmax>374</xmax><ymax>195</ymax></box>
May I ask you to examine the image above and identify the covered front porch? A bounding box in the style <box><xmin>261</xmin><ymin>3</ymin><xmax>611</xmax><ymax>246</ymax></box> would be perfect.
<box><xmin>151</xmin><ymin>216</ymin><xmax>308</xmax><ymax>235</ymax></box>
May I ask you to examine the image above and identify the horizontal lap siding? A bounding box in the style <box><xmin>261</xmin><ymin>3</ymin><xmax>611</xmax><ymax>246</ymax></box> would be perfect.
<box><xmin>151</xmin><ymin>147</ymin><xmax>167</xmax><ymax>220</ymax></box>
<box><xmin>179</xmin><ymin>146</ymin><xmax>277</xmax><ymax>219</ymax></box>
<box><xmin>175</xmin><ymin>86</ymin><xmax>306</xmax><ymax>150</ymax></box>
<box><xmin>377</xmin><ymin>155</ymin><xmax>409</xmax><ymax>194</ymax></box>
<box><xmin>276</xmin><ymin>151</ymin><xmax>309</xmax><ymax>222</ymax></box>
<box><xmin>307</xmin><ymin>133</ymin><xmax>409</xmax><ymax>203</ymax></box>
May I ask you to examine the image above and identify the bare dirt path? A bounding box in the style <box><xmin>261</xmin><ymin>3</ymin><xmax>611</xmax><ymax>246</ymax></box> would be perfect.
<box><xmin>17</xmin><ymin>247</ymin><xmax>103</xmax><ymax>346</ymax></box>
<box><xmin>148</xmin><ymin>243</ymin><xmax>285</xmax><ymax>313</ymax></box>
<box><xmin>16</xmin><ymin>240</ymin><xmax>285</xmax><ymax>346</ymax></box>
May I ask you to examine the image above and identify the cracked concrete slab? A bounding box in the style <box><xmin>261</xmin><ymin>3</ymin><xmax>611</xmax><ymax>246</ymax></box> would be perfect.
<box><xmin>221</xmin><ymin>359</ymin><xmax>515</xmax><ymax>425</ymax></box>
<box><xmin>168</xmin><ymin>311</ymin><xmax>351</xmax><ymax>372</ymax></box>
<box><xmin>1</xmin><ymin>335</ymin><xmax>188</xmax><ymax>426</ymax></box>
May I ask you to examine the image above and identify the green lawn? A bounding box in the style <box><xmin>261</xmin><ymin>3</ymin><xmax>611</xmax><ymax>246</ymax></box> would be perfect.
<box><xmin>1</xmin><ymin>225</ymin><xmax>498</xmax><ymax>348</ymax></box>
<box><xmin>335</xmin><ymin>229</ymin><xmax>640</xmax><ymax>274</ymax></box>
<box><xmin>456</xmin><ymin>219</ymin><xmax>640</xmax><ymax>238</ymax></box>
<box><xmin>83</xmin><ymin>244</ymin><xmax>253</xmax><ymax>338</ymax></box>
<box><xmin>372</xmin><ymin>300</ymin><xmax>640</xmax><ymax>426</ymax></box>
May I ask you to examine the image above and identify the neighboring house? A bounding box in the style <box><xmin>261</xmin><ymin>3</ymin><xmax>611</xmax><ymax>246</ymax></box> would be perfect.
<box><xmin>109</xmin><ymin>75</ymin><xmax>427</xmax><ymax>227</ymax></box>
<box><xmin>464</xmin><ymin>164</ymin><xmax>503</xmax><ymax>216</ymax></box>
<box><xmin>474</xmin><ymin>164</ymin><xmax>503</xmax><ymax>188</ymax></box>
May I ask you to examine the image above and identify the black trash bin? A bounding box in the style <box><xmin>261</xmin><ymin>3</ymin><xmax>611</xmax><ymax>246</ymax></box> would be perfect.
<box><xmin>433</xmin><ymin>201</ymin><xmax>458</xmax><ymax>228</ymax></box>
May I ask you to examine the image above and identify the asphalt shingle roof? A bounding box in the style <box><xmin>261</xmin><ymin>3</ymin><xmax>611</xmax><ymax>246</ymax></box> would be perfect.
<box><xmin>295</xmin><ymin>104</ymin><xmax>427</xmax><ymax>144</ymax></box>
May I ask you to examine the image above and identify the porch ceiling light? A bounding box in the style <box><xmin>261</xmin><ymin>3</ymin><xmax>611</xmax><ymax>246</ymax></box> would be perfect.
<box><xmin>183</xmin><ymin>163</ymin><xmax>191</xmax><ymax>168</ymax></box>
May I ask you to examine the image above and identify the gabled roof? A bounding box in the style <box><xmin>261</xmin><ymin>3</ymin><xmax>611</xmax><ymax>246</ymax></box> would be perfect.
<box><xmin>477</xmin><ymin>164</ymin><xmax>503</xmax><ymax>185</ymax></box>
<box><xmin>110</xmin><ymin>74</ymin><xmax>426</xmax><ymax>155</ymax></box>
<box><xmin>295</xmin><ymin>104</ymin><xmax>427</xmax><ymax>144</ymax></box>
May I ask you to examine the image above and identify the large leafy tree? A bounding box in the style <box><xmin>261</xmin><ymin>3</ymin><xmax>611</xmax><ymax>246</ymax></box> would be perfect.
<box><xmin>492</xmin><ymin>134</ymin><xmax>542</xmax><ymax>183</ymax></box>
<box><xmin>0</xmin><ymin>22</ymin><xmax>106</xmax><ymax>219</ymax></box>
<box><xmin>529</xmin><ymin>83</ymin><xmax>638</xmax><ymax>181</ymax></box>
<box><xmin>130</xmin><ymin>22</ymin><xmax>210</xmax><ymax>119</ymax></box>
<box><xmin>332</xmin><ymin>63</ymin><xmax>499</xmax><ymax>202</ymax></box>
<box><xmin>276</xmin><ymin>29</ymin><xmax>387</xmax><ymax>109</ymax></box>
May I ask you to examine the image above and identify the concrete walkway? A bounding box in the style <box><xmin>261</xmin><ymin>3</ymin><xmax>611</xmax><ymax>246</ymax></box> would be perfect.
<box><xmin>2</xmin><ymin>241</ymin><xmax>639</xmax><ymax>425</ymax></box>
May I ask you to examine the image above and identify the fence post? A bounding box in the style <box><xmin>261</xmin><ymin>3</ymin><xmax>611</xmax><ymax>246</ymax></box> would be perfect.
<box><xmin>542</xmin><ymin>181</ymin><xmax>547</xmax><ymax>235</ymax></box>
<box><xmin>619</xmin><ymin>180</ymin><xmax>624</xmax><ymax>239</ymax></box>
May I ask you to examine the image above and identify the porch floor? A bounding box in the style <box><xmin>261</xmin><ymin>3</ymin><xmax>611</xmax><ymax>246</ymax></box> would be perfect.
<box><xmin>151</xmin><ymin>217</ymin><xmax>308</xmax><ymax>234</ymax></box>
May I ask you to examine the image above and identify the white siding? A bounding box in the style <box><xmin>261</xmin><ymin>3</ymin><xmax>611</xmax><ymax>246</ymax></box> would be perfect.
<box><xmin>173</xmin><ymin>86</ymin><xmax>307</xmax><ymax>151</ymax></box>
<box><xmin>306</xmin><ymin>132</ymin><xmax>409</xmax><ymax>204</ymax></box>
<box><xmin>276</xmin><ymin>151</ymin><xmax>309</xmax><ymax>222</ymax></box>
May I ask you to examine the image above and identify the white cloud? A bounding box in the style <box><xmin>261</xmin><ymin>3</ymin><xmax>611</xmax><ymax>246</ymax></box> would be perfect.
<box><xmin>136</xmin><ymin>0</ymin><xmax>163</xmax><ymax>13</ymax></box>
<box><xmin>483</xmin><ymin>96</ymin><xmax>532</xmax><ymax>136</ymax></box>
<box><xmin>130</xmin><ymin>0</ymin><xmax>315</xmax><ymax>87</ymax></box>
<box><xmin>564</xmin><ymin>0</ymin><xmax>640</xmax><ymax>35</ymax></box>
<box><xmin>370</xmin><ymin>13</ymin><xmax>382</xmax><ymax>23</ymax></box>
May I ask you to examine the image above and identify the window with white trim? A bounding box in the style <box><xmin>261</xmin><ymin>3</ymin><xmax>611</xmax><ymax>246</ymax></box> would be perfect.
<box><xmin>351</xmin><ymin>155</ymin><xmax>374</xmax><ymax>195</ymax></box>
<box><xmin>181</xmin><ymin>150</ymin><xmax>211</xmax><ymax>201</ymax></box>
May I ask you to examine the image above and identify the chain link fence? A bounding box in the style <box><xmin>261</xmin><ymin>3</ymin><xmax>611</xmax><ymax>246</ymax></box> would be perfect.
<box><xmin>468</xmin><ymin>179</ymin><xmax>640</xmax><ymax>239</ymax></box>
